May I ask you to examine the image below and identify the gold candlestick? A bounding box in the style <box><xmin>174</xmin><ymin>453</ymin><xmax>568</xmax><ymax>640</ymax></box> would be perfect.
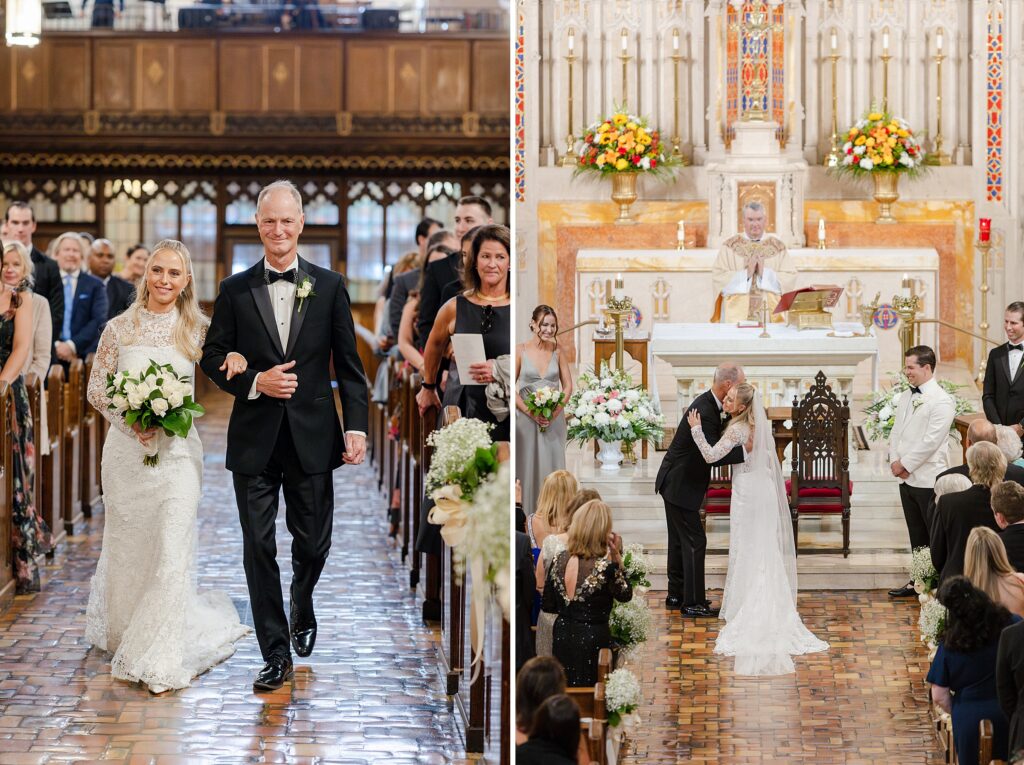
<box><xmin>893</xmin><ymin>293</ymin><xmax>920</xmax><ymax>357</ymax></box>
<box><xmin>603</xmin><ymin>295</ymin><xmax>633</xmax><ymax>371</ymax></box>
<box><xmin>759</xmin><ymin>298</ymin><xmax>771</xmax><ymax>338</ymax></box>
<box><xmin>670</xmin><ymin>29</ymin><xmax>683</xmax><ymax>159</ymax></box>
<box><xmin>881</xmin><ymin>29</ymin><xmax>892</xmax><ymax>112</ymax></box>
<box><xmin>824</xmin><ymin>46</ymin><xmax>841</xmax><ymax>166</ymax></box>
<box><xmin>619</xmin><ymin>29</ymin><xmax>633</xmax><ymax>106</ymax></box>
<box><xmin>925</xmin><ymin>36</ymin><xmax>952</xmax><ymax>165</ymax></box>
<box><xmin>560</xmin><ymin>39</ymin><xmax>578</xmax><ymax>167</ymax></box>
<box><xmin>978</xmin><ymin>239</ymin><xmax>991</xmax><ymax>336</ymax></box>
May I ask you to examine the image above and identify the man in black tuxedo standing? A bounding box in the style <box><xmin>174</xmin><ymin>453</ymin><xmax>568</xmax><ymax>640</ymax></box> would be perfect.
<box><xmin>983</xmin><ymin>301</ymin><xmax>1024</xmax><ymax>441</ymax></box>
<box><xmin>88</xmin><ymin>238</ymin><xmax>136</xmax><ymax>318</ymax></box>
<box><xmin>201</xmin><ymin>180</ymin><xmax>369</xmax><ymax>692</ymax></box>
<box><xmin>4</xmin><ymin>202</ymin><xmax>64</xmax><ymax>344</ymax></box>
<box><xmin>655</xmin><ymin>363</ymin><xmax>747</xmax><ymax>617</ymax></box>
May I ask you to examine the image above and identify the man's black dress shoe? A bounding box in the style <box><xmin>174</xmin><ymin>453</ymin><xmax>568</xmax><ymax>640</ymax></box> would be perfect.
<box><xmin>681</xmin><ymin>604</ymin><xmax>720</xmax><ymax>618</ymax></box>
<box><xmin>665</xmin><ymin>596</ymin><xmax>681</xmax><ymax>608</ymax></box>
<box><xmin>253</xmin><ymin>656</ymin><xmax>293</xmax><ymax>691</ymax></box>
<box><xmin>888</xmin><ymin>583</ymin><xmax>918</xmax><ymax>598</ymax></box>
<box><xmin>290</xmin><ymin>602</ymin><xmax>317</xmax><ymax>658</ymax></box>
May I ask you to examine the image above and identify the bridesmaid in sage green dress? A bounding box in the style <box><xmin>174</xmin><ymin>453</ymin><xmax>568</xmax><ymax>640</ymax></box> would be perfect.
<box><xmin>515</xmin><ymin>305</ymin><xmax>573</xmax><ymax>519</ymax></box>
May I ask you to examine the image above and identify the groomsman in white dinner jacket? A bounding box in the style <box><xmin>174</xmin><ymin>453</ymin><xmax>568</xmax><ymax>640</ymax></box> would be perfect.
<box><xmin>887</xmin><ymin>344</ymin><xmax>956</xmax><ymax>598</ymax></box>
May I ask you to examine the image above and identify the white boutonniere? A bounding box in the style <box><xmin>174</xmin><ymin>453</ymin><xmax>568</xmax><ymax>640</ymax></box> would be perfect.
<box><xmin>912</xmin><ymin>397</ymin><xmax>925</xmax><ymax>411</ymax></box>
<box><xmin>296</xmin><ymin>278</ymin><xmax>315</xmax><ymax>313</ymax></box>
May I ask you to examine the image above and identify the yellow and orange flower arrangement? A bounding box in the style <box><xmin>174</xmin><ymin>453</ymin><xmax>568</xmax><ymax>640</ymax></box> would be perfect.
<box><xmin>576</xmin><ymin>110</ymin><xmax>675</xmax><ymax>176</ymax></box>
<box><xmin>837</xmin><ymin>109</ymin><xmax>925</xmax><ymax>175</ymax></box>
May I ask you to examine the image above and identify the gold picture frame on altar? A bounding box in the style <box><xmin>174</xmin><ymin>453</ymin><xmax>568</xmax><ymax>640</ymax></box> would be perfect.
<box><xmin>736</xmin><ymin>181</ymin><xmax>777</xmax><ymax>233</ymax></box>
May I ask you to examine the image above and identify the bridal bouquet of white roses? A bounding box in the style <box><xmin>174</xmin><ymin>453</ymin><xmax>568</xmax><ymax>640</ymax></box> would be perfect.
<box><xmin>106</xmin><ymin>360</ymin><xmax>205</xmax><ymax>466</ymax></box>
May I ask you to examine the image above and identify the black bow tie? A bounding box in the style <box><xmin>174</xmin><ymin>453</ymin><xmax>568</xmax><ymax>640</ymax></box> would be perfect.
<box><xmin>909</xmin><ymin>386</ymin><xmax>922</xmax><ymax>395</ymax></box>
<box><xmin>1010</xmin><ymin>343</ymin><xmax>1023</xmax><ymax>352</ymax></box>
<box><xmin>266</xmin><ymin>269</ymin><xmax>296</xmax><ymax>284</ymax></box>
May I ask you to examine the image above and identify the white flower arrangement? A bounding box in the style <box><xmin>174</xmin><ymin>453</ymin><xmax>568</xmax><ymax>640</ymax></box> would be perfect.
<box><xmin>910</xmin><ymin>546</ymin><xmax>938</xmax><ymax>595</ymax></box>
<box><xmin>622</xmin><ymin>543</ymin><xmax>652</xmax><ymax>591</ymax></box>
<box><xmin>424</xmin><ymin>418</ymin><xmax>495</xmax><ymax>501</ymax></box>
<box><xmin>105</xmin><ymin>360</ymin><xmax>205</xmax><ymax>466</ymax></box>
<box><xmin>919</xmin><ymin>597</ymin><xmax>947</xmax><ymax>650</ymax></box>
<box><xmin>610</xmin><ymin>597</ymin><xmax>653</xmax><ymax>649</ymax></box>
<box><xmin>863</xmin><ymin>372</ymin><xmax>975</xmax><ymax>442</ymax></box>
<box><xmin>604</xmin><ymin>668</ymin><xmax>642</xmax><ymax>728</ymax></box>
<box><xmin>566</xmin><ymin>362</ymin><xmax>664</xmax><ymax>446</ymax></box>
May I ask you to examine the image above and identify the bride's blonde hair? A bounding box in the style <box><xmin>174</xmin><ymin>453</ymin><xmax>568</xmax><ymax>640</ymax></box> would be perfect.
<box><xmin>130</xmin><ymin>239</ymin><xmax>209</xmax><ymax>361</ymax></box>
<box><xmin>727</xmin><ymin>383</ymin><xmax>757</xmax><ymax>431</ymax></box>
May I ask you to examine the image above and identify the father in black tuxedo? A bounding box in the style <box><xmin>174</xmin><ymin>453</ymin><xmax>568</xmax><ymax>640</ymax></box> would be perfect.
<box><xmin>201</xmin><ymin>180</ymin><xmax>369</xmax><ymax>691</ymax></box>
<box><xmin>655</xmin><ymin>363</ymin><xmax>747</xmax><ymax>616</ymax></box>
<box><xmin>983</xmin><ymin>302</ymin><xmax>1024</xmax><ymax>440</ymax></box>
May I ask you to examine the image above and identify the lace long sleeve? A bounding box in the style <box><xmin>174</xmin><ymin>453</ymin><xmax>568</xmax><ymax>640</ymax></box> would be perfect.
<box><xmin>87</xmin><ymin>322</ymin><xmax>134</xmax><ymax>437</ymax></box>
<box><xmin>691</xmin><ymin>422</ymin><xmax>748</xmax><ymax>465</ymax></box>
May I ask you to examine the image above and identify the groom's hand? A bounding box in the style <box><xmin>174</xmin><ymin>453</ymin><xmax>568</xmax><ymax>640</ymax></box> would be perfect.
<box><xmin>255</xmin><ymin>360</ymin><xmax>298</xmax><ymax>399</ymax></box>
<box><xmin>343</xmin><ymin>432</ymin><xmax>366</xmax><ymax>464</ymax></box>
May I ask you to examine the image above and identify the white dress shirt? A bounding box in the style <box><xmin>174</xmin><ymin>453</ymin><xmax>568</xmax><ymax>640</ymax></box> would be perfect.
<box><xmin>1010</xmin><ymin>341</ymin><xmax>1023</xmax><ymax>383</ymax></box>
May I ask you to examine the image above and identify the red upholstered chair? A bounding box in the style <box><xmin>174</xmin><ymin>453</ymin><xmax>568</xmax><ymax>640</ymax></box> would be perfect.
<box><xmin>789</xmin><ymin>371</ymin><xmax>852</xmax><ymax>557</ymax></box>
<box><xmin>700</xmin><ymin>463</ymin><xmax>733</xmax><ymax>533</ymax></box>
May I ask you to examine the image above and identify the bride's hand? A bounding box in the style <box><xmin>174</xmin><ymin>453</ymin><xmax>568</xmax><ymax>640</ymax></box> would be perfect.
<box><xmin>131</xmin><ymin>421</ymin><xmax>159</xmax><ymax>447</ymax></box>
<box><xmin>745</xmin><ymin>430</ymin><xmax>755</xmax><ymax>453</ymax></box>
<box><xmin>686</xmin><ymin>409</ymin><xmax>701</xmax><ymax>429</ymax></box>
<box><xmin>220</xmin><ymin>351</ymin><xmax>248</xmax><ymax>381</ymax></box>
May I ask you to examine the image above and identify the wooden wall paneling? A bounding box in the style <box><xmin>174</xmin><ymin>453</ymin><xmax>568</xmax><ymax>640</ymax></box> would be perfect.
<box><xmin>422</xmin><ymin>42</ymin><xmax>470</xmax><ymax>115</ymax></box>
<box><xmin>345</xmin><ymin>42</ymin><xmax>388</xmax><ymax>114</ymax></box>
<box><xmin>392</xmin><ymin>43</ymin><xmax>422</xmax><ymax>115</ymax></box>
<box><xmin>298</xmin><ymin>42</ymin><xmax>341</xmax><ymax>114</ymax></box>
<box><xmin>266</xmin><ymin>45</ymin><xmax>299</xmax><ymax>113</ymax></box>
<box><xmin>219</xmin><ymin>41</ymin><xmax>264</xmax><ymax>113</ymax></box>
<box><xmin>137</xmin><ymin>41</ymin><xmax>173</xmax><ymax>112</ymax></box>
<box><xmin>50</xmin><ymin>41</ymin><xmax>89</xmax><ymax>111</ymax></box>
<box><xmin>472</xmin><ymin>41</ymin><xmax>509</xmax><ymax>116</ymax></box>
<box><xmin>0</xmin><ymin>46</ymin><xmax>12</xmax><ymax>111</ymax></box>
<box><xmin>93</xmin><ymin>41</ymin><xmax>135</xmax><ymax>112</ymax></box>
<box><xmin>12</xmin><ymin>45</ymin><xmax>48</xmax><ymax>111</ymax></box>
<box><xmin>173</xmin><ymin>41</ymin><xmax>217</xmax><ymax>113</ymax></box>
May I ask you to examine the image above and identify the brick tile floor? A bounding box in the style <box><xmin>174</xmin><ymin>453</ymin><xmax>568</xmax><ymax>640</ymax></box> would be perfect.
<box><xmin>618</xmin><ymin>590</ymin><xmax>944</xmax><ymax>764</ymax></box>
<box><xmin>0</xmin><ymin>393</ymin><xmax>474</xmax><ymax>765</ymax></box>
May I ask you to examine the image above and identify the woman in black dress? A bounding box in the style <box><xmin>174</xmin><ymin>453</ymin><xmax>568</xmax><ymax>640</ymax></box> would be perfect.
<box><xmin>544</xmin><ymin>500</ymin><xmax>632</xmax><ymax>686</ymax></box>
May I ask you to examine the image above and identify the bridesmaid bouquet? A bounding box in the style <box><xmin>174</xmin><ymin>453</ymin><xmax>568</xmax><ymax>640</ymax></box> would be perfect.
<box><xmin>106</xmin><ymin>360</ymin><xmax>206</xmax><ymax>467</ymax></box>
<box><xmin>523</xmin><ymin>386</ymin><xmax>566</xmax><ymax>432</ymax></box>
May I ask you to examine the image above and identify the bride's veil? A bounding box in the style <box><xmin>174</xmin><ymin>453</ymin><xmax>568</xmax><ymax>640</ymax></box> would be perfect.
<box><xmin>748</xmin><ymin>392</ymin><xmax>798</xmax><ymax>604</ymax></box>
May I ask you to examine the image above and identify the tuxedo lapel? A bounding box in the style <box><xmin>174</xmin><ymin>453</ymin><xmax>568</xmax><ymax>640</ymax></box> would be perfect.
<box><xmin>248</xmin><ymin>266</ymin><xmax>285</xmax><ymax>358</ymax></box>
<box><xmin>1000</xmin><ymin>346</ymin><xmax>1014</xmax><ymax>385</ymax></box>
<box><xmin>284</xmin><ymin>258</ymin><xmax>316</xmax><ymax>359</ymax></box>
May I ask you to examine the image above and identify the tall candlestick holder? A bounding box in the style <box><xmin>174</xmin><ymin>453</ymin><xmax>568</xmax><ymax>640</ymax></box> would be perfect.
<box><xmin>619</xmin><ymin>29</ymin><xmax>633</xmax><ymax>106</ymax></box>
<box><xmin>824</xmin><ymin>47</ymin><xmax>841</xmax><ymax>166</ymax></box>
<box><xmin>603</xmin><ymin>295</ymin><xmax>633</xmax><ymax>372</ymax></box>
<box><xmin>759</xmin><ymin>298</ymin><xmax>771</xmax><ymax>339</ymax></box>
<box><xmin>893</xmin><ymin>293</ymin><xmax>920</xmax><ymax>357</ymax></box>
<box><xmin>978</xmin><ymin>238</ymin><xmax>991</xmax><ymax>336</ymax></box>
<box><xmin>925</xmin><ymin>47</ymin><xmax>952</xmax><ymax>165</ymax></box>
<box><xmin>560</xmin><ymin>45</ymin><xmax>579</xmax><ymax>167</ymax></box>
<box><xmin>669</xmin><ymin>32</ymin><xmax>685</xmax><ymax>162</ymax></box>
<box><xmin>880</xmin><ymin>48</ymin><xmax>892</xmax><ymax>112</ymax></box>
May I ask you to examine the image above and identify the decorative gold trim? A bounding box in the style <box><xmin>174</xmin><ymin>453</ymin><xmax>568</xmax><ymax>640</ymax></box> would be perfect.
<box><xmin>336</xmin><ymin>111</ymin><xmax>353</xmax><ymax>136</ymax></box>
<box><xmin>461</xmin><ymin>111</ymin><xmax>480</xmax><ymax>137</ymax></box>
<box><xmin>83</xmin><ymin>110</ymin><xmax>101</xmax><ymax>136</ymax></box>
<box><xmin>209</xmin><ymin>111</ymin><xmax>226</xmax><ymax>136</ymax></box>
<box><xmin>0</xmin><ymin>152</ymin><xmax>510</xmax><ymax>172</ymax></box>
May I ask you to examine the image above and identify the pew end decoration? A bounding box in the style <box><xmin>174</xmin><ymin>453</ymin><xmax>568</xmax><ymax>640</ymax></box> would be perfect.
<box><xmin>105</xmin><ymin>360</ymin><xmax>205</xmax><ymax>466</ymax></box>
<box><xmin>604</xmin><ymin>667</ymin><xmax>642</xmax><ymax>736</ymax></box>
<box><xmin>911</xmin><ymin>546</ymin><xmax>939</xmax><ymax>596</ymax></box>
<box><xmin>622</xmin><ymin>543</ymin><xmax>651</xmax><ymax>592</ymax></box>
<box><xmin>862</xmin><ymin>372</ymin><xmax>974</xmax><ymax>442</ymax></box>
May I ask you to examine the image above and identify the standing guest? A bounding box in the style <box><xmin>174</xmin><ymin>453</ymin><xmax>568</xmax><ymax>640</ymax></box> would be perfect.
<box><xmin>516</xmin><ymin>694</ymin><xmax>583</xmax><ymax>765</ymax></box>
<box><xmin>516</xmin><ymin>531</ymin><xmax>537</xmax><ymax>671</ymax></box>
<box><xmin>52</xmin><ymin>231</ymin><xmax>109</xmax><ymax>368</ymax></box>
<box><xmin>4</xmin><ymin>202</ymin><xmax>63</xmax><ymax>344</ymax></box>
<box><xmin>2</xmin><ymin>241</ymin><xmax>52</xmax><ymax>384</ymax></box>
<box><xmin>437</xmin><ymin>226</ymin><xmax>482</xmax><ymax>308</ymax></box>
<box><xmin>526</xmin><ymin>470</ymin><xmax>579</xmax><ymax>553</ymax></box>
<box><xmin>387</xmin><ymin>225</ymin><xmax>449</xmax><ymax>345</ymax></box>
<box><xmin>888</xmin><ymin>345</ymin><xmax>957</xmax><ymax>597</ymax></box>
<box><xmin>88</xmin><ymin>238</ymin><xmax>135</xmax><ymax>319</ymax></box>
<box><xmin>928</xmin><ymin>576</ymin><xmax>1014</xmax><ymax>765</ymax></box>
<box><xmin>516</xmin><ymin>305</ymin><xmax>573</xmax><ymax>519</ymax></box>
<box><xmin>122</xmin><ymin>244</ymin><xmax>150</xmax><ymax>286</ymax></box>
<box><xmin>0</xmin><ymin>260</ymin><xmax>51</xmax><ymax>592</ymax></box>
<box><xmin>983</xmin><ymin>302</ymin><xmax>1024</xmax><ymax>441</ymax></box>
<box><xmin>964</xmin><ymin>527</ymin><xmax>1024</xmax><ymax>617</ymax></box>
<box><xmin>544</xmin><ymin>500</ymin><xmax>632</xmax><ymax>686</ymax></box>
<box><xmin>994</xmin><ymin>482</ymin><xmax>1024</xmax><ymax>571</ymax></box>
<box><xmin>997</xmin><ymin>604</ymin><xmax>1024</xmax><ymax>760</ymax></box>
<box><xmin>931</xmin><ymin>442</ymin><xmax>1007</xmax><ymax>584</ymax></box>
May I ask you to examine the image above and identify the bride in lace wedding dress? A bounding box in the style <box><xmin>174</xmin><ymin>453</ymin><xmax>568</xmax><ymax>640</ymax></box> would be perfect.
<box><xmin>687</xmin><ymin>382</ymin><xmax>828</xmax><ymax>676</ymax></box>
<box><xmin>85</xmin><ymin>240</ymin><xmax>248</xmax><ymax>693</ymax></box>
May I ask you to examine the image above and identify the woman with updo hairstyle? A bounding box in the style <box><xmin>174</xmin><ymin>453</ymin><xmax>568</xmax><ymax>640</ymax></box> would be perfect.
<box><xmin>928</xmin><ymin>575</ymin><xmax>1016</xmax><ymax>765</ymax></box>
<box><xmin>516</xmin><ymin>304</ymin><xmax>573</xmax><ymax>520</ymax></box>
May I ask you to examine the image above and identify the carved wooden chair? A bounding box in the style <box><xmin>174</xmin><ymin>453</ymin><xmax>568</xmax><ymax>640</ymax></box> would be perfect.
<box><xmin>788</xmin><ymin>371</ymin><xmax>853</xmax><ymax>557</ymax></box>
<box><xmin>700</xmin><ymin>463</ymin><xmax>733</xmax><ymax>533</ymax></box>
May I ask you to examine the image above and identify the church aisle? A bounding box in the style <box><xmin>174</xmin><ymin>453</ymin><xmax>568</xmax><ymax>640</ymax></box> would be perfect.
<box><xmin>621</xmin><ymin>591</ymin><xmax>944</xmax><ymax>764</ymax></box>
<box><xmin>0</xmin><ymin>392</ymin><xmax>469</xmax><ymax>765</ymax></box>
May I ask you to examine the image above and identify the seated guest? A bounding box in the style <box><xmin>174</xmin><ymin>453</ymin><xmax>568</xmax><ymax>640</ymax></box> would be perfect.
<box><xmin>934</xmin><ymin>472</ymin><xmax>973</xmax><ymax>503</ymax></box>
<box><xmin>936</xmin><ymin>418</ymin><xmax>1024</xmax><ymax>486</ymax></box>
<box><xmin>998</xmin><ymin>423</ymin><xmax>1024</xmax><ymax>469</ymax></box>
<box><xmin>964</xmin><ymin>527</ymin><xmax>1024</xmax><ymax>617</ymax></box>
<box><xmin>51</xmin><ymin>231</ymin><xmax>108</xmax><ymax>368</ymax></box>
<box><xmin>121</xmin><ymin>244</ymin><xmax>149</xmax><ymax>288</ymax></box>
<box><xmin>517</xmin><ymin>694</ymin><xmax>583</xmax><ymax>765</ymax></box>
<box><xmin>2</xmin><ymin>241</ymin><xmax>51</xmax><ymax>383</ymax></box>
<box><xmin>997</xmin><ymin>607</ymin><xmax>1024</xmax><ymax>761</ymax></box>
<box><xmin>535</xmin><ymin>489</ymin><xmax>602</xmax><ymax>657</ymax></box>
<box><xmin>88</xmin><ymin>238</ymin><xmax>135</xmax><ymax>319</ymax></box>
<box><xmin>928</xmin><ymin>576</ymin><xmax>1015</xmax><ymax>765</ymax></box>
<box><xmin>931</xmin><ymin>441</ymin><xmax>1007</xmax><ymax>583</ymax></box>
<box><xmin>527</xmin><ymin>470</ymin><xmax>579</xmax><ymax>552</ymax></box>
<box><xmin>995</xmin><ymin>482</ymin><xmax>1024</xmax><ymax>571</ymax></box>
<box><xmin>545</xmin><ymin>500</ymin><xmax>632</xmax><ymax>686</ymax></box>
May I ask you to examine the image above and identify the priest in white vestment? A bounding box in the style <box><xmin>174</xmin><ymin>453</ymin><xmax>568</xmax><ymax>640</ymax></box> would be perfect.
<box><xmin>711</xmin><ymin>201</ymin><xmax>798</xmax><ymax>323</ymax></box>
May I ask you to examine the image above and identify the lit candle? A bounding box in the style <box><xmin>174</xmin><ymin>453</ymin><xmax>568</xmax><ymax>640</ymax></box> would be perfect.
<box><xmin>830</xmin><ymin>29</ymin><xmax>838</xmax><ymax>52</ymax></box>
<box><xmin>818</xmin><ymin>218</ymin><xmax>826</xmax><ymax>243</ymax></box>
<box><xmin>621</xmin><ymin>29</ymin><xmax>628</xmax><ymax>54</ymax></box>
<box><xmin>614</xmin><ymin>272</ymin><xmax>624</xmax><ymax>299</ymax></box>
<box><xmin>568</xmin><ymin>28</ymin><xmax>575</xmax><ymax>53</ymax></box>
<box><xmin>673</xmin><ymin>29</ymin><xmax>680</xmax><ymax>52</ymax></box>
<box><xmin>902</xmin><ymin>272</ymin><xmax>911</xmax><ymax>298</ymax></box>
<box><xmin>936</xmin><ymin>28</ymin><xmax>943</xmax><ymax>53</ymax></box>
<box><xmin>677</xmin><ymin>220</ymin><xmax>686</xmax><ymax>246</ymax></box>
<box><xmin>882</xmin><ymin>28</ymin><xmax>890</xmax><ymax>53</ymax></box>
<box><xmin>979</xmin><ymin>218</ymin><xmax>991</xmax><ymax>242</ymax></box>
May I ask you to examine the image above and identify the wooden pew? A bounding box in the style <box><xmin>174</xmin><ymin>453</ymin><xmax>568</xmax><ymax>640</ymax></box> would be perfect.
<box><xmin>62</xmin><ymin>358</ymin><xmax>85</xmax><ymax>535</ymax></box>
<box><xmin>566</xmin><ymin>649</ymin><xmax>613</xmax><ymax>765</ymax></box>
<box><xmin>0</xmin><ymin>382</ymin><xmax>15</xmax><ymax>611</ymax></box>
<box><xmin>978</xmin><ymin>718</ymin><xmax>1007</xmax><ymax>765</ymax></box>
<box><xmin>40</xmin><ymin>366</ymin><xmax>65</xmax><ymax>543</ymax></box>
<box><xmin>25</xmin><ymin>373</ymin><xmax>65</xmax><ymax>554</ymax></box>
<box><xmin>408</xmin><ymin>371</ymin><xmax>424</xmax><ymax>589</ymax></box>
<box><xmin>79</xmin><ymin>355</ymin><xmax>101</xmax><ymax>517</ymax></box>
<box><xmin>440</xmin><ymin>405</ymin><xmax>465</xmax><ymax>695</ymax></box>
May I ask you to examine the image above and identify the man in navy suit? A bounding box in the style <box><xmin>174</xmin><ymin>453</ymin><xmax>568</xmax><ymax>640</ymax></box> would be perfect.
<box><xmin>52</xmin><ymin>232</ymin><xmax>108</xmax><ymax>366</ymax></box>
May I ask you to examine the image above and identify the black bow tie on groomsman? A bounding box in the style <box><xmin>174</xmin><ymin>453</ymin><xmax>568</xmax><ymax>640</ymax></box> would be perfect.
<box><xmin>265</xmin><ymin>269</ymin><xmax>296</xmax><ymax>284</ymax></box>
<box><xmin>1010</xmin><ymin>343</ymin><xmax>1024</xmax><ymax>352</ymax></box>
